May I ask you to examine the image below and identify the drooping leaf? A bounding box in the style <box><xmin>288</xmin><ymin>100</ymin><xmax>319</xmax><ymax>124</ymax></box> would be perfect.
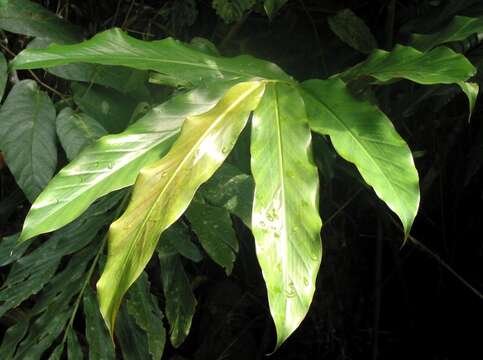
<box><xmin>0</xmin><ymin>52</ymin><xmax>6</xmax><ymax>100</ymax></box>
<box><xmin>186</xmin><ymin>200</ymin><xmax>238</xmax><ymax>274</ymax></box>
<box><xmin>212</xmin><ymin>0</ymin><xmax>255</xmax><ymax>23</ymax></box>
<box><xmin>0</xmin><ymin>0</ymin><xmax>82</xmax><ymax>43</ymax></box>
<box><xmin>250</xmin><ymin>82</ymin><xmax>322</xmax><ymax>348</ymax></box>
<box><xmin>410</xmin><ymin>16</ymin><xmax>483</xmax><ymax>52</ymax></box>
<box><xmin>458</xmin><ymin>81</ymin><xmax>479</xmax><ymax>119</ymax></box>
<box><xmin>328</xmin><ymin>8</ymin><xmax>378</xmax><ymax>54</ymax></box>
<box><xmin>127</xmin><ymin>272</ymin><xmax>166</xmax><ymax>360</ymax></box>
<box><xmin>339</xmin><ymin>45</ymin><xmax>476</xmax><ymax>86</ymax></box>
<box><xmin>0</xmin><ymin>80</ymin><xmax>57</xmax><ymax>201</ymax></box>
<box><xmin>11</xmin><ymin>28</ymin><xmax>291</xmax><ymax>87</ymax></box>
<box><xmin>67</xmin><ymin>328</ymin><xmax>83</xmax><ymax>360</ymax></box>
<box><xmin>301</xmin><ymin>78</ymin><xmax>420</xmax><ymax>235</ymax></box>
<box><xmin>97</xmin><ymin>81</ymin><xmax>265</xmax><ymax>335</ymax></box>
<box><xmin>83</xmin><ymin>287</ymin><xmax>115</xmax><ymax>360</ymax></box>
<box><xmin>264</xmin><ymin>0</ymin><xmax>288</xmax><ymax>19</ymax></box>
<box><xmin>56</xmin><ymin>107</ymin><xmax>107</xmax><ymax>160</ymax></box>
<box><xmin>157</xmin><ymin>232</ymin><xmax>197</xmax><ymax>348</ymax></box>
<box><xmin>18</xmin><ymin>83</ymin><xmax>231</xmax><ymax>242</ymax></box>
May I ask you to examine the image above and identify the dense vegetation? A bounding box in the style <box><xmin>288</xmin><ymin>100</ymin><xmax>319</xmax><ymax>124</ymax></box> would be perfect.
<box><xmin>0</xmin><ymin>1</ymin><xmax>482</xmax><ymax>359</ymax></box>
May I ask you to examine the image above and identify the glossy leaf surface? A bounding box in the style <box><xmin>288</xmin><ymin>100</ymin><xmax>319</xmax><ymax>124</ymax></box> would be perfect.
<box><xmin>302</xmin><ymin>78</ymin><xmax>419</xmax><ymax>235</ymax></box>
<box><xmin>11</xmin><ymin>28</ymin><xmax>291</xmax><ymax>86</ymax></box>
<box><xmin>251</xmin><ymin>82</ymin><xmax>322</xmax><ymax>348</ymax></box>
<box><xmin>0</xmin><ymin>80</ymin><xmax>57</xmax><ymax>201</ymax></box>
<box><xmin>340</xmin><ymin>45</ymin><xmax>476</xmax><ymax>85</ymax></box>
<box><xmin>97</xmin><ymin>81</ymin><xmax>265</xmax><ymax>334</ymax></box>
<box><xmin>19</xmin><ymin>83</ymin><xmax>230</xmax><ymax>242</ymax></box>
<box><xmin>410</xmin><ymin>16</ymin><xmax>483</xmax><ymax>52</ymax></box>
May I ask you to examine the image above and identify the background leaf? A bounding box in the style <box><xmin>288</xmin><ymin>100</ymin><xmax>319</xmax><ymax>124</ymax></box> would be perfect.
<box><xmin>251</xmin><ymin>82</ymin><xmax>322</xmax><ymax>348</ymax></box>
<box><xmin>264</xmin><ymin>0</ymin><xmax>288</xmax><ymax>19</ymax></box>
<box><xmin>212</xmin><ymin>0</ymin><xmax>255</xmax><ymax>23</ymax></box>
<box><xmin>0</xmin><ymin>52</ymin><xmax>6</xmax><ymax>100</ymax></box>
<box><xmin>0</xmin><ymin>80</ymin><xmax>57</xmax><ymax>201</ymax></box>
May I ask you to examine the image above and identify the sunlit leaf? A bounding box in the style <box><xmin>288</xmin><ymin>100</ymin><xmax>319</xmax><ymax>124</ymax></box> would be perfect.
<box><xmin>0</xmin><ymin>80</ymin><xmax>57</xmax><ymax>201</ymax></box>
<box><xmin>251</xmin><ymin>82</ymin><xmax>322</xmax><ymax>348</ymax></box>
<box><xmin>97</xmin><ymin>81</ymin><xmax>265</xmax><ymax>335</ymax></box>
<box><xmin>18</xmin><ymin>83</ymin><xmax>231</xmax><ymax>242</ymax></box>
<box><xmin>301</xmin><ymin>78</ymin><xmax>420</xmax><ymax>235</ymax></box>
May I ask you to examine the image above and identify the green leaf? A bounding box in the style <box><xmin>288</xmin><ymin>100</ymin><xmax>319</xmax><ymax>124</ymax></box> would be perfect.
<box><xmin>301</xmin><ymin>78</ymin><xmax>420</xmax><ymax>235</ymax></box>
<box><xmin>328</xmin><ymin>8</ymin><xmax>378</xmax><ymax>54</ymax></box>
<box><xmin>339</xmin><ymin>45</ymin><xmax>476</xmax><ymax>86</ymax></box>
<box><xmin>0</xmin><ymin>320</ymin><xmax>28</xmax><ymax>359</ymax></box>
<box><xmin>410</xmin><ymin>16</ymin><xmax>483</xmax><ymax>52</ymax></box>
<box><xmin>186</xmin><ymin>200</ymin><xmax>238</xmax><ymax>273</ymax></box>
<box><xmin>0</xmin><ymin>0</ymin><xmax>82</xmax><ymax>43</ymax></box>
<box><xmin>11</xmin><ymin>28</ymin><xmax>291</xmax><ymax>87</ymax></box>
<box><xmin>157</xmin><ymin>232</ymin><xmax>197</xmax><ymax>348</ymax></box>
<box><xmin>67</xmin><ymin>328</ymin><xmax>83</xmax><ymax>360</ymax></box>
<box><xmin>212</xmin><ymin>0</ymin><xmax>255</xmax><ymax>23</ymax></box>
<box><xmin>0</xmin><ymin>52</ymin><xmax>6</xmax><ymax>100</ymax></box>
<box><xmin>18</xmin><ymin>83</ymin><xmax>230</xmax><ymax>242</ymax></box>
<box><xmin>96</xmin><ymin>81</ymin><xmax>265</xmax><ymax>335</ymax></box>
<box><xmin>250</xmin><ymin>82</ymin><xmax>322</xmax><ymax>348</ymax></box>
<box><xmin>165</xmin><ymin>221</ymin><xmax>203</xmax><ymax>262</ymax></box>
<box><xmin>458</xmin><ymin>81</ymin><xmax>479</xmax><ymax>119</ymax></box>
<box><xmin>127</xmin><ymin>272</ymin><xmax>166</xmax><ymax>360</ymax></box>
<box><xmin>0</xmin><ymin>234</ymin><xmax>30</xmax><ymax>267</ymax></box>
<box><xmin>0</xmin><ymin>80</ymin><xmax>57</xmax><ymax>201</ymax></box>
<box><xmin>264</xmin><ymin>0</ymin><xmax>288</xmax><ymax>19</ymax></box>
<box><xmin>116</xmin><ymin>304</ymin><xmax>151</xmax><ymax>360</ymax></box>
<box><xmin>56</xmin><ymin>107</ymin><xmax>107</xmax><ymax>160</ymax></box>
<box><xmin>83</xmin><ymin>287</ymin><xmax>115</xmax><ymax>360</ymax></box>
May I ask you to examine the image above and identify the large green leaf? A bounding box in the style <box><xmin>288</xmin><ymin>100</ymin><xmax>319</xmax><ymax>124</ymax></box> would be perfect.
<box><xmin>157</xmin><ymin>229</ymin><xmax>197</xmax><ymax>348</ymax></box>
<box><xmin>301</xmin><ymin>78</ymin><xmax>420</xmax><ymax>235</ymax></box>
<box><xmin>56</xmin><ymin>107</ymin><xmax>107</xmax><ymax>161</ymax></box>
<box><xmin>126</xmin><ymin>272</ymin><xmax>166</xmax><ymax>360</ymax></box>
<box><xmin>339</xmin><ymin>45</ymin><xmax>476</xmax><ymax>86</ymax></box>
<box><xmin>96</xmin><ymin>81</ymin><xmax>265</xmax><ymax>334</ymax></box>
<box><xmin>250</xmin><ymin>82</ymin><xmax>322</xmax><ymax>348</ymax></box>
<box><xmin>0</xmin><ymin>0</ymin><xmax>82</xmax><ymax>43</ymax></box>
<box><xmin>410</xmin><ymin>16</ymin><xmax>483</xmax><ymax>52</ymax></box>
<box><xmin>0</xmin><ymin>80</ymin><xmax>57</xmax><ymax>202</ymax></box>
<box><xmin>186</xmin><ymin>200</ymin><xmax>238</xmax><ymax>274</ymax></box>
<box><xmin>11</xmin><ymin>28</ymin><xmax>291</xmax><ymax>87</ymax></box>
<box><xmin>18</xmin><ymin>83</ymin><xmax>231</xmax><ymax>242</ymax></box>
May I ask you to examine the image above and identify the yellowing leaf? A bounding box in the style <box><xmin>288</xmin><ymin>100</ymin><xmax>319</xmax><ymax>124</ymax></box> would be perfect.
<box><xmin>251</xmin><ymin>82</ymin><xmax>322</xmax><ymax>348</ymax></box>
<box><xmin>96</xmin><ymin>81</ymin><xmax>265</xmax><ymax>333</ymax></box>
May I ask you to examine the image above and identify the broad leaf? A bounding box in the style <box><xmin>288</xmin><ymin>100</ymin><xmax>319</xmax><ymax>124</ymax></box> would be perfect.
<box><xmin>410</xmin><ymin>16</ymin><xmax>483</xmax><ymax>52</ymax></box>
<box><xmin>96</xmin><ymin>81</ymin><xmax>265</xmax><ymax>334</ymax></box>
<box><xmin>56</xmin><ymin>107</ymin><xmax>107</xmax><ymax>160</ymax></box>
<box><xmin>328</xmin><ymin>8</ymin><xmax>377</xmax><ymax>54</ymax></box>
<box><xmin>339</xmin><ymin>45</ymin><xmax>476</xmax><ymax>86</ymax></box>
<box><xmin>157</xmin><ymin>231</ymin><xmax>197</xmax><ymax>348</ymax></box>
<box><xmin>11</xmin><ymin>28</ymin><xmax>291</xmax><ymax>87</ymax></box>
<box><xmin>0</xmin><ymin>80</ymin><xmax>57</xmax><ymax>201</ymax></box>
<box><xmin>83</xmin><ymin>287</ymin><xmax>115</xmax><ymax>360</ymax></box>
<box><xmin>116</xmin><ymin>305</ymin><xmax>151</xmax><ymax>360</ymax></box>
<box><xmin>0</xmin><ymin>0</ymin><xmax>82</xmax><ymax>43</ymax></box>
<box><xmin>165</xmin><ymin>222</ymin><xmax>203</xmax><ymax>263</ymax></box>
<box><xmin>127</xmin><ymin>272</ymin><xmax>166</xmax><ymax>360</ymax></box>
<box><xmin>251</xmin><ymin>82</ymin><xmax>322</xmax><ymax>348</ymax></box>
<box><xmin>0</xmin><ymin>52</ymin><xmax>6</xmax><ymax>100</ymax></box>
<box><xmin>186</xmin><ymin>200</ymin><xmax>238</xmax><ymax>274</ymax></box>
<box><xmin>18</xmin><ymin>83</ymin><xmax>231</xmax><ymax>242</ymax></box>
<box><xmin>301</xmin><ymin>78</ymin><xmax>420</xmax><ymax>235</ymax></box>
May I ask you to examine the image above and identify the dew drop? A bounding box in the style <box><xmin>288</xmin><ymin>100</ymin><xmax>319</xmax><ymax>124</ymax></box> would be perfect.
<box><xmin>9</xmin><ymin>250</ymin><xmax>13</xmax><ymax>257</ymax></box>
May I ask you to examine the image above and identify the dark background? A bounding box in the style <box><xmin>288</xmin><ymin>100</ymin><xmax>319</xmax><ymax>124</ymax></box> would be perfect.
<box><xmin>1</xmin><ymin>1</ymin><xmax>482</xmax><ymax>359</ymax></box>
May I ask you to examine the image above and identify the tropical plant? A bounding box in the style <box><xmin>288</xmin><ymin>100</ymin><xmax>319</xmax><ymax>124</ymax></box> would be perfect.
<box><xmin>1</xmin><ymin>1</ymin><xmax>482</xmax><ymax>359</ymax></box>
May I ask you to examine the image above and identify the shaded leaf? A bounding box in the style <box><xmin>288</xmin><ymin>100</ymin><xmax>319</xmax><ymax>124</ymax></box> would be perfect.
<box><xmin>410</xmin><ymin>15</ymin><xmax>483</xmax><ymax>51</ymax></box>
<box><xmin>67</xmin><ymin>328</ymin><xmax>83</xmax><ymax>360</ymax></box>
<box><xmin>97</xmin><ymin>81</ymin><xmax>264</xmax><ymax>334</ymax></box>
<box><xmin>56</xmin><ymin>107</ymin><xmax>107</xmax><ymax>160</ymax></box>
<box><xmin>127</xmin><ymin>272</ymin><xmax>166</xmax><ymax>360</ymax></box>
<box><xmin>212</xmin><ymin>0</ymin><xmax>255</xmax><ymax>23</ymax></box>
<box><xmin>264</xmin><ymin>0</ymin><xmax>288</xmax><ymax>19</ymax></box>
<box><xmin>83</xmin><ymin>287</ymin><xmax>115</xmax><ymax>360</ymax></box>
<box><xmin>0</xmin><ymin>52</ymin><xmax>6</xmax><ymax>100</ymax></box>
<box><xmin>0</xmin><ymin>234</ymin><xmax>30</xmax><ymax>267</ymax></box>
<box><xmin>0</xmin><ymin>0</ymin><xmax>82</xmax><ymax>43</ymax></box>
<box><xmin>166</xmin><ymin>222</ymin><xmax>203</xmax><ymax>263</ymax></box>
<box><xmin>0</xmin><ymin>320</ymin><xmax>28</xmax><ymax>359</ymax></box>
<box><xmin>0</xmin><ymin>80</ymin><xmax>57</xmax><ymax>201</ymax></box>
<box><xmin>302</xmin><ymin>78</ymin><xmax>419</xmax><ymax>235</ymax></box>
<box><xmin>19</xmin><ymin>83</ymin><xmax>231</xmax><ymax>242</ymax></box>
<box><xmin>116</xmin><ymin>304</ymin><xmax>150</xmax><ymax>360</ymax></box>
<box><xmin>186</xmin><ymin>200</ymin><xmax>238</xmax><ymax>274</ymax></box>
<box><xmin>11</xmin><ymin>28</ymin><xmax>291</xmax><ymax>87</ymax></box>
<box><xmin>251</xmin><ymin>82</ymin><xmax>322</xmax><ymax>348</ymax></box>
<box><xmin>328</xmin><ymin>8</ymin><xmax>377</xmax><ymax>54</ymax></box>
